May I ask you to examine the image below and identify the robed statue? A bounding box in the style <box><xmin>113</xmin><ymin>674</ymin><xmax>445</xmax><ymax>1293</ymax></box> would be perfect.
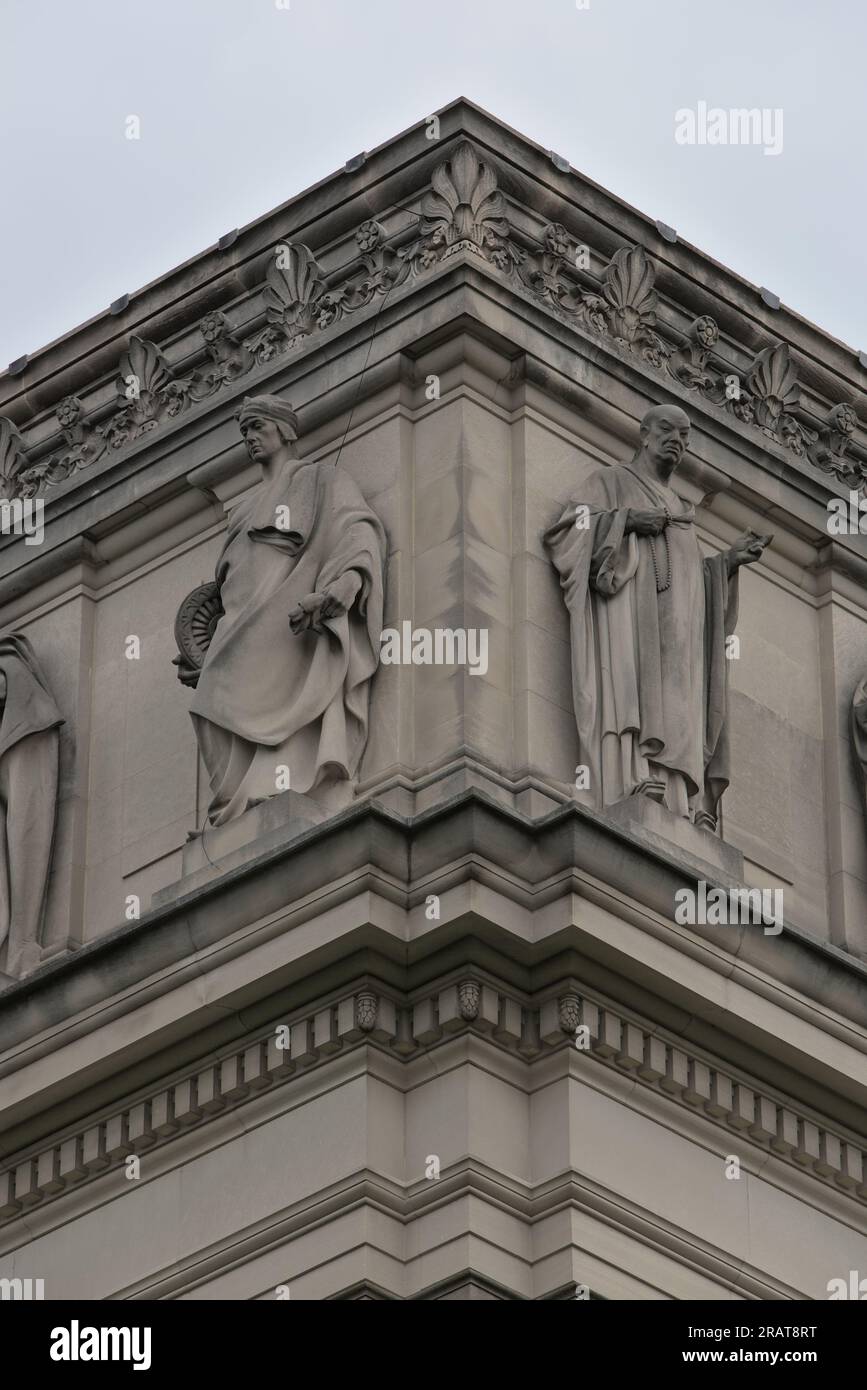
<box><xmin>544</xmin><ymin>404</ymin><xmax>770</xmax><ymax>830</ymax></box>
<box><xmin>174</xmin><ymin>394</ymin><xmax>385</xmax><ymax>827</ymax></box>
<box><xmin>850</xmin><ymin>677</ymin><xmax>867</xmax><ymax>818</ymax></box>
<box><xmin>0</xmin><ymin>634</ymin><xmax>64</xmax><ymax>976</ymax></box>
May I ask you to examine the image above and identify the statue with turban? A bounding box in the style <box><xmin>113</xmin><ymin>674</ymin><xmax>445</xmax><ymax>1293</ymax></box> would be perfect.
<box><xmin>176</xmin><ymin>394</ymin><xmax>386</xmax><ymax>827</ymax></box>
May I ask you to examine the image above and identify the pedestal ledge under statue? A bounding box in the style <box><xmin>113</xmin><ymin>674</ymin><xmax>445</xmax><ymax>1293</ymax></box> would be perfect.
<box><xmin>173</xmin><ymin>393</ymin><xmax>386</xmax><ymax>837</ymax></box>
<box><xmin>544</xmin><ymin>403</ymin><xmax>771</xmax><ymax>846</ymax></box>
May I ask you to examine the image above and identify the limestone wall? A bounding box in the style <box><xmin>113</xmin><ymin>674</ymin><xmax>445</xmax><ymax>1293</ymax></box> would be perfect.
<box><xmin>4</xmin><ymin>336</ymin><xmax>865</xmax><ymax>962</ymax></box>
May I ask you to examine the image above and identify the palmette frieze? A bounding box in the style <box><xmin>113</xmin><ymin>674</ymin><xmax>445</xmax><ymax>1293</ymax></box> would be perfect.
<box><xmin>4</xmin><ymin>141</ymin><xmax>864</xmax><ymax>500</ymax></box>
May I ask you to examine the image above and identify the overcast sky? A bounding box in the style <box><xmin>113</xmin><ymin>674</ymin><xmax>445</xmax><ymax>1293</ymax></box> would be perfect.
<box><xmin>2</xmin><ymin>0</ymin><xmax>864</xmax><ymax>370</ymax></box>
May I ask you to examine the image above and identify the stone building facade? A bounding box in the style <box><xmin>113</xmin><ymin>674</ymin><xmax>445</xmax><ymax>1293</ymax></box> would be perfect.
<box><xmin>0</xmin><ymin>99</ymin><xmax>865</xmax><ymax>1299</ymax></box>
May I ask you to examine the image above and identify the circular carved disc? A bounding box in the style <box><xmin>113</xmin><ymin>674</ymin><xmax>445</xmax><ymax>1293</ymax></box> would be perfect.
<box><xmin>174</xmin><ymin>581</ymin><xmax>223</xmax><ymax>670</ymax></box>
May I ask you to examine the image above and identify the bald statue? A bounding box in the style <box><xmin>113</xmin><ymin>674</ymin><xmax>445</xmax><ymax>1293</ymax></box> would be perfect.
<box><xmin>178</xmin><ymin>394</ymin><xmax>386</xmax><ymax>827</ymax></box>
<box><xmin>544</xmin><ymin>404</ymin><xmax>770</xmax><ymax>829</ymax></box>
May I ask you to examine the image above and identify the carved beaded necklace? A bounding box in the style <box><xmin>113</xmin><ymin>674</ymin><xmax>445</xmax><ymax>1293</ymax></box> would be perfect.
<box><xmin>623</xmin><ymin>467</ymin><xmax>693</xmax><ymax>595</ymax></box>
<box><xmin>648</xmin><ymin>506</ymin><xmax>673</xmax><ymax>593</ymax></box>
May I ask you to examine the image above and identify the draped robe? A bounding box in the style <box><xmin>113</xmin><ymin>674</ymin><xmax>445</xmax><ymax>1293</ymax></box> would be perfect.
<box><xmin>0</xmin><ymin>635</ymin><xmax>64</xmax><ymax>975</ymax></box>
<box><xmin>189</xmin><ymin>458</ymin><xmax>385</xmax><ymax>826</ymax></box>
<box><xmin>850</xmin><ymin>677</ymin><xmax>867</xmax><ymax>816</ymax></box>
<box><xmin>544</xmin><ymin>464</ymin><xmax>738</xmax><ymax>822</ymax></box>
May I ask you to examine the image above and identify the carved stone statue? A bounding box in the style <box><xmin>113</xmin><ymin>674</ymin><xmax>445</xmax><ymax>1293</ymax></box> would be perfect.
<box><xmin>0</xmin><ymin>634</ymin><xmax>64</xmax><ymax>976</ymax></box>
<box><xmin>544</xmin><ymin>404</ymin><xmax>770</xmax><ymax>830</ymax></box>
<box><xmin>174</xmin><ymin>394</ymin><xmax>385</xmax><ymax>827</ymax></box>
<box><xmin>850</xmin><ymin>677</ymin><xmax>867</xmax><ymax>813</ymax></box>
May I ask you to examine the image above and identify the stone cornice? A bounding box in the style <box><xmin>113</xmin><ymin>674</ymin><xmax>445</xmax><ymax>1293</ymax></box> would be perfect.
<box><xmin>0</xmin><ymin>107</ymin><xmax>864</xmax><ymax>511</ymax></box>
<box><xmin>3</xmin><ymin>277</ymin><xmax>866</xmax><ymax>606</ymax></box>
<box><xmin>1</xmin><ymin>983</ymin><xmax>863</xmax><ymax>1247</ymax></box>
<box><xmin>0</xmin><ymin>792</ymin><xmax>865</xmax><ymax>1148</ymax></box>
<box><xmin>2</xmin><ymin>789</ymin><xmax>866</xmax><ymax>1028</ymax></box>
<box><xmin>3</xmin><ymin>99</ymin><xmax>863</xmax><ymax>400</ymax></box>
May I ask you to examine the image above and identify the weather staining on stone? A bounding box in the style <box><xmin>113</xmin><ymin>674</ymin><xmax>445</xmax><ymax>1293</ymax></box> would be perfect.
<box><xmin>0</xmin><ymin>635</ymin><xmax>64</xmax><ymax>978</ymax></box>
<box><xmin>544</xmin><ymin>404</ymin><xmax>771</xmax><ymax>830</ymax></box>
<box><xmin>173</xmin><ymin>394</ymin><xmax>385</xmax><ymax>827</ymax></box>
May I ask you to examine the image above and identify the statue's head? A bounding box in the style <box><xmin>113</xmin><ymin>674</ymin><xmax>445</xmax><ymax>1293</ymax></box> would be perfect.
<box><xmin>637</xmin><ymin>404</ymin><xmax>691</xmax><ymax>477</ymax></box>
<box><xmin>236</xmin><ymin>394</ymin><xmax>298</xmax><ymax>466</ymax></box>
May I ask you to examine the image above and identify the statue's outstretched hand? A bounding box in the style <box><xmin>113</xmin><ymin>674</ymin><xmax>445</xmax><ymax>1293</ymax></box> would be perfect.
<box><xmin>289</xmin><ymin>572</ymin><xmax>362</xmax><ymax>634</ymax></box>
<box><xmin>289</xmin><ymin>593</ymin><xmax>329</xmax><ymax>634</ymax></box>
<box><xmin>726</xmin><ymin>529</ymin><xmax>773</xmax><ymax>574</ymax></box>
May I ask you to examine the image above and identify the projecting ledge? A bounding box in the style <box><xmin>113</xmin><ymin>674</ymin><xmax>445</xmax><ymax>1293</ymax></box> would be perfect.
<box><xmin>154</xmin><ymin>786</ymin><xmax>349</xmax><ymax>908</ymax></box>
<box><xmin>603</xmin><ymin>794</ymin><xmax>744</xmax><ymax>886</ymax></box>
<box><xmin>1</xmin><ymin>790</ymin><xmax>865</xmax><ymax>1069</ymax></box>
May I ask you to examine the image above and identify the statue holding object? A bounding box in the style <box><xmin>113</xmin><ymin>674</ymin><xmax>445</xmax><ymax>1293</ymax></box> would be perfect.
<box><xmin>544</xmin><ymin>404</ymin><xmax>771</xmax><ymax>830</ymax></box>
<box><xmin>173</xmin><ymin>394</ymin><xmax>386</xmax><ymax>827</ymax></box>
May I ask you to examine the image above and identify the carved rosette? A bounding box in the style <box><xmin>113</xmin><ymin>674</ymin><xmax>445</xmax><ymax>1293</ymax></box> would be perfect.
<box><xmin>316</xmin><ymin>221</ymin><xmax>411</xmax><ymax>330</ymax></box>
<box><xmin>808</xmin><ymin>402</ymin><xmax>862</xmax><ymax>485</ymax></box>
<box><xmin>667</xmin><ymin>316</ymin><xmax>720</xmax><ymax>390</ymax></box>
<box><xmin>353</xmin><ymin>220</ymin><xmax>410</xmax><ymax>296</ymax></box>
<box><xmin>47</xmin><ymin>396</ymin><xmax>108</xmax><ymax>491</ymax></box>
<box><xmin>189</xmin><ymin>311</ymin><xmax>254</xmax><ymax>400</ymax></box>
<box><xmin>13</xmin><ymin>396</ymin><xmax>109</xmax><ymax>499</ymax></box>
<box><xmin>519</xmin><ymin>222</ymin><xmax>574</xmax><ymax>309</ymax></box>
<box><xmin>518</xmin><ymin>223</ymin><xmax>608</xmax><ymax>331</ymax></box>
